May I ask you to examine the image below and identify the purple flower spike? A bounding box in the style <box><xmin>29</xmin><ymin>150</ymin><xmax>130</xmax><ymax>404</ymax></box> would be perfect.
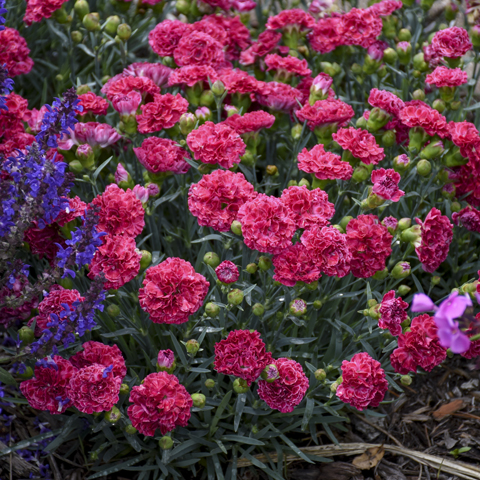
<box><xmin>411</xmin><ymin>293</ymin><xmax>436</xmax><ymax>312</ymax></box>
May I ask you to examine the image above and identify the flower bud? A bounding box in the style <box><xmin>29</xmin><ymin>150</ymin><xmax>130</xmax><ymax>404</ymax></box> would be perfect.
<box><xmin>412</xmin><ymin>89</ymin><xmax>425</xmax><ymax>101</ymax></box>
<box><xmin>71</xmin><ymin>30</ymin><xmax>82</xmax><ymax>43</ymax></box>
<box><xmin>104</xmin><ymin>15</ymin><xmax>121</xmax><ymax>35</ymax></box>
<box><xmin>417</xmin><ymin>159</ymin><xmax>432</xmax><ymax>177</ymax></box>
<box><xmin>431</xmin><ymin>276</ymin><xmax>441</xmax><ymax>286</ymax></box>
<box><xmin>76</xmin><ymin>144</ymin><xmax>95</xmax><ymax>169</ymax></box>
<box><xmin>120</xmin><ymin>384</ymin><xmax>129</xmax><ymax>395</ymax></box>
<box><xmin>313</xmin><ymin>300</ymin><xmax>322</xmax><ymax>310</ymax></box>
<box><xmin>266</xmin><ymin>165</ymin><xmax>278</xmax><ymax>176</ymax></box>
<box><xmin>298</xmin><ymin>178</ymin><xmax>310</xmax><ymax>188</ymax></box>
<box><xmin>442</xmin><ymin>183</ymin><xmax>455</xmax><ymax>199</ymax></box>
<box><xmin>74</xmin><ymin>0</ymin><xmax>90</xmax><ymax>20</ymax></box>
<box><xmin>18</xmin><ymin>366</ymin><xmax>33</xmax><ymax>380</ymax></box>
<box><xmin>230</xmin><ymin>220</ymin><xmax>242</xmax><ymax>236</ymax></box>
<box><xmin>258</xmin><ymin>256</ymin><xmax>272</xmax><ymax>271</ymax></box>
<box><xmin>117</xmin><ymin>24</ymin><xmax>132</xmax><ymax>41</ymax></box>
<box><xmin>450</xmin><ymin>101</ymin><xmax>461</xmax><ymax>111</ymax></box>
<box><xmin>392</xmin><ymin>154</ymin><xmax>410</xmax><ymax>174</ymax></box>
<box><xmin>314</xmin><ymin>369</ymin><xmax>326</xmax><ymax>381</ymax></box>
<box><xmin>291</xmin><ymin>124</ymin><xmax>303</xmax><ymax>140</ymax></box>
<box><xmin>133</xmin><ymin>185</ymin><xmax>149</xmax><ymax>204</ymax></box>
<box><xmin>383</xmin><ymin>47</ymin><xmax>398</xmax><ymax>64</ymax></box>
<box><xmin>224</xmin><ymin>104</ymin><xmax>239</xmax><ymax>117</ymax></box>
<box><xmin>373</xmin><ymin>268</ymin><xmax>389</xmax><ymax>280</ymax></box>
<box><xmin>367</xmin><ymin>107</ymin><xmax>390</xmax><ymax>132</ymax></box>
<box><xmin>356</xmin><ymin>116</ymin><xmax>368</xmax><ymax>129</ymax></box>
<box><xmin>179</xmin><ymin>113</ymin><xmax>196</xmax><ymax>135</ymax></box>
<box><xmin>107</xmin><ymin>304</ymin><xmax>120</xmax><ymax>317</ymax></box>
<box><xmin>400</xmin><ymin>225</ymin><xmax>421</xmax><ymax>244</ymax></box>
<box><xmin>412</xmin><ymin>52</ymin><xmax>428</xmax><ymax>72</ymax></box>
<box><xmin>185</xmin><ymin>339</ymin><xmax>200</xmax><ymax>356</ymax></box>
<box><xmin>391</xmin><ymin>261</ymin><xmax>411</xmax><ymax>279</ymax></box>
<box><xmin>105</xmin><ymin>406</ymin><xmax>122</xmax><ymax>424</ymax></box>
<box><xmin>396</xmin><ymin>41</ymin><xmax>411</xmax><ymax>65</ymax></box>
<box><xmin>82</xmin><ymin>12</ymin><xmax>100</xmax><ymax>31</ymax></box>
<box><xmin>205</xmin><ymin>379</ymin><xmax>215</xmax><ymax>388</ymax></box>
<box><xmin>157</xmin><ymin>349</ymin><xmax>175</xmax><ymax>373</ymax></box>
<box><xmin>261</xmin><ymin>364</ymin><xmax>279</xmax><ymax>383</ymax></box>
<box><xmin>352</xmin><ymin>164</ymin><xmax>370</xmax><ymax>183</ymax></box>
<box><xmin>199</xmin><ymin>90</ymin><xmax>214</xmax><ymax>106</ymax></box>
<box><xmin>125</xmin><ymin>425</ymin><xmax>137</xmax><ymax>435</ymax></box>
<box><xmin>289</xmin><ymin>298</ymin><xmax>307</xmax><ymax>316</ymax></box>
<box><xmin>68</xmin><ymin>160</ymin><xmax>83</xmax><ymax>173</ymax></box>
<box><xmin>400</xmin><ymin>375</ymin><xmax>412</xmax><ymax>386</ymax></box>
<box><xmin>381</xmin><ymin>130</ymin><xmax>396</xmax><ymax>147</ymax></box>
<box><xmin>330</xmin><ymin>379</ymin><xmax>341</xmax><ymax>393</ymax></box>
<box><xmin>252</xmin><ymin>303</ymin><xmax>265</xmax><ymax>316</ymax></box>
<box><xmin>444</xmin><ymin>147</ymin><xmax>468</xmax><ymax>167</ymax></box>
<box><xmin>287</xmin><ymin>180</ymin><xmax>298</xmax><ymax>187</ymax></box>
<box><xmin>204</xmin><ymin>252</ymin><xmax>220</xmax><ymax>268</ymax></box>
<box><xmin>195</xmin><ymin>106</ymin><xmax>211</xmax><ymax>123</ymax></box>
<box><xmin>228</xmin><ymin>289</ymin><xmax>244</xmax><ymax>306</ymax></box>
<box><xmin>18</xmin><ymin>326</ymin><xmax>34</xmax><ymax>345</ymax></box>
<box><xmin>432</xmin><ymin>99</ymin><xmax>446</xmax><ymax>113</ymax></box>
<box><xmin>246</xmin><ymin>263</ymin><xmax>258</xmax><ymax>274</ymax></box>
<box><xmin>420</xmin><ymin>137</ymin><xmax>444</xmax><ymax>160</ymax></box>
<box><xmin>191</xmin><ymin>393</ymin><xmax>206</xmax><ymax>408</ymax></box>
<box><xmin>233</xmin><ymin>378</ymin><xmax>249</xmax><ymax>393</ymax></box>
<box><xmin>211</xmin><ymin>80</ymin><xmax>225</xmax><ymax>96</ymax></box>
<box><xmin>451</xmin><ymin>201</ymin><xmax>461</xmax><ymax>213</ymax></box>
<box><xmin>398</xmin><ymin>28</ymin><xmax>412</xmax><ymax>42</ymax></box>
<box><xmin>176</xmin><ymin>0</ymin><xmax>190</xmax><ymax>14</ymax></box>
<box><xmin>397</xmin><ymin>218</ymin><xmax>411</xmax><ymax>231</ymax></box>
<box><xmin>137</xmin><ymin>250</ymin><xmax>152</xmax><ymax>270</ymax></box>
<box><xmin>159</xmin><ymin>436</ymin><xmax>174</xmax><ymax>450</ymax></box>
<box><xmin>471</xmin><ymin>25</ymin><xmax>480</xmax><ymax>48</ymax></box>
<box><xmin>205</xmin><ymin>302</ymin><xmax>220</xmax><ymax>317</ymax></box>
<box><xmin>397</xmin><ymin>285</ymin><xmax>411</xmax><ymax>296</ymax></box>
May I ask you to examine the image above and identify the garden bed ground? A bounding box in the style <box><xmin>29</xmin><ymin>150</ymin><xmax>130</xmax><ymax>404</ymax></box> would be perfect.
<box><xmin>2</xmin><ymin>355</ymin><xmax>480</xmax><ymax>480</ymax></box>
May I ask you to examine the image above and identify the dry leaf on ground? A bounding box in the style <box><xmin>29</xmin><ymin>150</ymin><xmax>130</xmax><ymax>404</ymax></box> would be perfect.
<box><xmin>432</xmin><ymin>399</ymin><xmax>465</xmax><ymax>420</ymax></box>
<box><xmin>352</xmin><ymin>446</ymin><xmax>385</xmax><ymax>470</ymax></box>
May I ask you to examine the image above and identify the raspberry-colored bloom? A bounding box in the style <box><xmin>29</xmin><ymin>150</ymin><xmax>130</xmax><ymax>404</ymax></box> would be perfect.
<box><xmin>272</xmin><ymin>243</ymin><xmax>321</xmax><ymax>286</ymax></box>
<box><xmin>255</xmin><ymin>82</ymin><xmax>303</xmax><ymax>113</ymax></box>
<box><xmin>90</xmin><ymin>184</ymin><xmax>145</xmax><ymax>237</ymax></box>
<box><xmin>128</xmin><ymin>372</ymin><xmax>192</xmax><ymax>436</ymax></box>
<box><xmin>431</xmin><ymin>27</ymin><xmax>472</xmax><ymax>59</ymax></box>
<box><xmin>23</xmin><ymin>0</ymin><xmax>67</xmax><ymax>25</ymax></box>
<box><xmin>462</xmin><ymin>315</ymin><xmax>480</xmax><ymax>359</ymax></box>
<box><xmin>88</xmin><ymin>235</ymin><xmax>141</xmax><ymax>290</ymax></box>
<box><xmin>297</xmin><ymin>144</ymin><xmax>353</xmax><ymax>181</ymax></box>
<box><xmin>215</xmin><ymin>261</ymin><xmax>239</xmax><ymax>284</ymax></box>
<box><xmin>296</xmin><ymin>99</ymin><xmax>354</xmax><ymax>131</ymax></box>
<box><xmin>70</xmin><ymin>341</ymin><xmax>127</xmax><ymax>379</ymax></box>
<box><xmin>425</xmin><ymin>66</ymin><xmax>468</xmax><ymax>88</ymax></box>
<box><xmin>390</xmin><ymin>314</ymin><xmax>446</xmax><ymax>374</ymax></box>
<box><xmin>265</xmin><ymin>54</ymin><xmax>312</xmax><ymax>77</ymax></box>
<box><xmin>257</xmin><ymin>358</ymin><xmax>309</xmax><ymax>413</ymax></box>
<box><xmin>134</xmin><ymin>137</ymin><xmax>190</xmax><ymax>175</ymax></box>
<box><xmin>452</xmin><ymin>206</ymin><xmax>480</xmax><ymax>232</ymax></box>
<box><xmin>449</xmin><ymin>121</ymin><xmax>479</xmax><ymax>157</ymax></box>
<box><xmin>148</xmin><ymin>20</ymin><xmax>190</xmax><ymax>57</ymax></box>
<box><xmin>34</xmin><ymin>285</ymin><xmax>84</xmax><ymax>334</ymax></box>
<box><xmin>54</xmin><ymin>196</ymin><xmax>87</xmax><ymax>227</ymax></box>
<box><xmin>301</xmin><ymin>226</ymin><xmax>351</xmax><ymax>277</ymax></box>
<box><xmin>139</xmin><ymin>258</ymin><xmax>209</xmax><ymax>325</ymax></box>
<box><xmin>0</xmin><ymin>93</ymin><xmax>29</xmax><ymax>138</ymax></box>
<box><xmin>266</xmin><ymin>9</ymin><xmax>315</xmax><ymax>31</ymax></box>
<box><xmin>346</xmin><ymin>215</ymin><xmax>392</xmax><ymax>278</ymax></box>
<box><xmin>399</xmin><ymin>103</ymin><xmax>449</xmax><ymax>138</ymax></box>
<box><xmin>67</xmin><ymin>364</ymin><xmax>122</xmax><ymax>414</ymax></box>
<box><xmin>224</xmin><ymin>111</ymin><xmax>275</xmax><ymax>135</ymax></box>
<box><xmin>415</xmin><ymin>208</ymin><xmax>453</xmax><ymax>273</ymax></box>
<box><xmin>368</xmin><ymin>88</ymin><xmax>405</xmax><ymax>117</ymax></box>
<box><xmin>188</xmin><ymin>170</ymin><xmax>257</xmax><ymax>232</ymax></box>
<box><xmin>102</xmin><ymin>76</ymin><xmax>160</xmax><ymax>102</ymax></box>
<box><xmin>24</xmin><ymin>223</ymin><xmax>64</xmax><ymax>263</ymax></box>
<box><xmin>308</xmin><ymin>16</ymin><xmax>344</xmax><ymax>54</ymax></box>
<box><xmin>137</xmin><ymin>93</ymin><xmax>188</xmax><ymax>134</ymax></box>
<box><xmin>174</xmin><ymin>31</ymin><xmax>226</xmax><ymax>67</ymax></box>
<box><xmin>371</xmin><ymin>168</ymin><xmax>404</xmax><ymax>202</ymax></box>
<box><xmin>124</xmin><ymin>62</ymin><xmax>173</xmax><ymax>88</ymax></box>
<box><xmin>280</xmin><ymin>186</ymin><xmax>335</xmax><ymax>229</ymax></box>
<box><xmin>333</xmin><ymin>127</ymin><xmax>385</xmax><ymax>165</ymax></box>
<box><xmin>338</xmin><ymin>8</ymin><xmax>383</xmax><ymax>49</ymax></box>
<box><xmin>367</xmin><ymin>0</ymin><xmax>403</xmax><ymax>16</ymax></box>
<box><xmin>214</xmin><ymin>330</ymin><xmax>273</xmax><ymax>385</ymax></box>
<box><xmin>168</xmin><ymin>65</ymin><xmax>219</xmax><ymax>88</ymax></box>
<box><xmin>20</xmin><ymin>356</ymin><xmax>77</xmax><ymax>414</ymax></box>
<box><xmin>219</xmin><ymin>69</ymin><xmax>260</xmax><ymax>95</ymax></box>
<box><xmin>382</xmin><ymin>216</ymin><xmax>398</xmax><ymax>230</ymax></box>
<box><xmin>237</xmin><ymin>194</ymin><xmax>296</xmax><ymax>254</ymax></box>
<box><xmin>240</xmin><ymin>30</ymin><xmax>283</xmax><ymax>65</ymax></box>
<box><xmin>186</xmin><ymin>121</ymin><xmax>246</xmax><ymax>169</ymax></box>
<box><xmin>0</xmin><ymin>275</ymin><xmax>38</xmax><ymax>327</ymax></box>
<box><xmin>378</xmin><ymin>290</ymin><xmax>409</xmax><ymax>336</ymax></box>
<box><xmin>189</xmin><ymin>18</ymin><xmax>228</xmax><ymax>46</ymax></box>
<box><xmin>0</xmin><ymin>28</ymin><xmax>34</xmax><ymax>77</ymax></box>
<box><xmin>336</xmin><ymin>352</ymin><xmax>388</xmax><ymax>411</ymax></box>
<box><xmin>77</xmin><ymin>92</ymin><xmax>109</xmax><ymax>116</ymax></box>
<box><xmin>112</xmin><ymin>91</ymin><xmax>142</xmax><ymax>116</ymax></box>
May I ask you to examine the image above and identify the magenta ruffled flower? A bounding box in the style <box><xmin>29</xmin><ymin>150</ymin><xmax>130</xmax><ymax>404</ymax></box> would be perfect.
<box><xmin>215</xmin><ymin>261</ymin><xmax>240</xmax><ymax>284</ymax></box>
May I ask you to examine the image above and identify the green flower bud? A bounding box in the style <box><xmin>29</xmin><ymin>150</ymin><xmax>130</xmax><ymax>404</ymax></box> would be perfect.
<box><xmin>400</xmin><ymin>225</ymin><xmax>421</xmax><ymax>243</ymax></box>
<box><xmin>352</xmin><ymin>164</ymin><xmax>370</xmax><ymax>183</ymax></box>
<box><xmin>368</xmin><ymin>305</ymin><xmax>380</xmax><ymax>319</ymax></box>
<box><xmin>204</xmin><ymin>252</ymin><xmax>220</xmax><ymax>268</ymax></box>
<box><xmin>261</xmin><ymin>364</ymin><xmax>279</xmax><ymax>383</ymax></box>
<box><xmin>230</xmin><ymin>220</ymin><xmax>242</xmax><ymax>236</ymax></box>
<box><xmin>351</xmin><ymin>63</ymin><xmax>362</xmax><ymax>74</ymax></box>
<box><xmin>451</xmin><ymin>201</ymin><xmax>461</xmax><ymax>213</ymax></box>
<box><xmin>246</xmin><ymin>263</ymin><xmax>258</xmax><ymax>274</ymax></box>
<box><xmin>383</xmin><ymin>47</ymin><xmax>398</xmax><ymax>64</ymax></box>
<box><xmin>398</xmin><ymin>28</ymin><xmax>411</xmax><ymax>42</ymax></box>
<box><xmin>179</xmin><ymin>113</ymin><xmax>196</xmax><ymax>136</ymax></box>
<box><xmin>432</xmin><ymin>99</ymin><xmax>446</xmax><ymax>113</ymax></box>
<box><xmin>186</xmin><ymin>339</ymin><xmax>200</xmax><ymax>356</ymax></box>
<box><xmin>211</xmin><ymin>80</ymin><xmax>225</xmax><ymax>96</ymax></box>
<box><xmin>107</xmin><ymin>304</ymin><xmax>120</xmax><ymax>317</ymax></box>
<box><xmin>367</xmin><ymin>107</ymin><xmax>391</xmax><ymax>132</ymax></box>
<box><xmin>417</xmin><ymin>159</ymin><xmax>432</xmax><ymax>177</ymax></box>
<box><xmin>104</xmin><ymin>15</ymin><xmax>121</xmax><ymax>35</ymax></box>
<box><xmin>313</xmin><ymin>300</ymin><xmax>322</xmax><ymax>310</ymax></box>
<box><xmin>367</xmin><ymin>299</ymin><xmax>378</xmax><ymax>308</ymax></box>
<box><xmin>397</xmin><ymin>285</ymin><xmax>411</xmax><ymax>296</ymax></box>
<box><xmin>117</xmin><ymin>24</ymin><xmax>132</xmax><ymax>41</ymax></box>
<box><xmin>412</xmin><ymin>70</ymin><xmax>422</xmax><ymax>78</ymax></box>
<box><xmin>205</xmin><ymin>379</ymin><xmax>215</xmax><ymax>389</ymax></box>
<box><xmin>199</xmin><ymin>90</ymin><xmax>214</xmax><ymax>106</ymax></box>
<box><xmin>120</xmin><ymin>384</ymin><xmax>130</xmax><ymax>395</ymax></box>
<box><xmin>330</xmin><ymin>382</ymin><xmax>339</xmax><ymax>393</ymax></box>
<box><xmin>289</xmin><ymin>298</ymin><xmax>307</xmax><ymax>317</ymax></box>
<box><xmin>241</xmin><ymin>152</ymin><xmax>256</xmax><ymax>166</ymax></box>
<box><xmin>339</xmin><ymin>216</ymin><xmax>352</xmax><ymax>230</ymax></box>
<box><xmin>233</xmin><ymin>378</ymin><xmax>249</xmax><ymax>393</ymax></box>
<box><xmin>287</xmin><ymin>180</ymin><xmax>298</xmax><ymax>187</ymax></box>
<box><xmin>356</xmin><ymin>116</ymin><xmax>368</xmax><ymax>129</ymax></box>
<box><xmin>71</xmin><ymin>31</ymin><xmax>82</xmax><ymax>43</ymax></box>
<box><xmin>176</xmin><ymin>0</ymin><xmax>190</xmax><ymax>14</ymax></box>
<box><xmin>18</xmin><ymin>326</ymin><xmax>35</xmax><ymax>345</ymax></box>
<box><xmin>471</xmin><ymin>26</ymin><xmax>480</xmax><ymax>48</ymax></box>
<box><xmin>314</xmin><ymin>369</ymin><xmax>327</xmax><ymax>381</ymax></box>
<box><xmin>205</xmin><ymin>302</ymin><xmax>220</xmax><ymax>317</ymax></box>
<box><xmin>252</xmin><ymin>303</ymin><xmax>265</xmax><ymax>316</ymax></box>
<box><xmin>69</xmin><ymin>160</ymin><xmax>83</xmax><ymax>174</ymax></box>
<box><xmin>412</xmin><ymin>52</ymin><xmax>428</xmax><ymax>72</ymax></box>
<box><xmin>105</xmin><ymin>406</ymin><xmax>122</xmax><ymax>423</ymax></box>
<box><xmin>228</xmin><ymin>289</ymin><xmax>244</xmax><ymax>306</ymax></box>
<box><xmin>291</xmin><ymin>124</ymin><xmax>303</xmax><ymax>140</ymax></box>
<box><xmin>140</xmin><ymin>250</ymin><xmax>152</xmax><ymax>270</ymax></box>
<box><xmin>74</xmin><ymin>0</ymin><xmax>90</xmax><ymax>20</ymax></box>
<box><xmin>125</xmin><ymin>425</ymin><xmax>137</xmax><ymax>434</ymax></box>
<box><xmin>412</xmin><ymin>89</ymin><xmax>425</xmax><ymax>101</ymax></box>
<box><xmin>82</xmin><ymin>12</ymin><xmax>100</xmax><ymax>31</ymax></box>
<box><xmin>391</xmin><ymin>261</ymin><xmax>411</xmax><ymax>279</ymax></box>
<box><xmin>396</xmin><ymin>42</ymin><xmax>411</xmax><ymax>65</ymax></box>
<box><xmin>159</xmin><ymin>436</ymin><xmax>174</xmax><ymax>450</ymax></box>
<box><xmin>398</xmin><ymin>218</ymin><xmax>412</xmax><ymax>231</ymax></box>
<box><xmin>298</xmin><ymin>178</ymin><xmax>310</xmax><ymax>188</ymax></box>
<box><xmin>381</xmin><ymin>130</ymin><xmax>396</xmax><ymax>147</ymax></box>
<box><xmin>431</xmin><ymin>275</ymin><xmax>441</xmax><ymax>286</ymax></box>
<box><xmin>18</xmin><ymin>366</ymin><xmax>33</xmax><ymax>380</ymax></box>
<box><xmin>266</xmin><ymin>165</ymin><xmax>278</xmax><ymax>176</ymax></box>
<box><xmin>373</xmin><ymin>268</ymin><xmax>389</xmax><ymax>280</ymax></box>
<box><xmin>400</xmin><ymin>375</ymin><xmax>412</xmax><ymax>386</ymax></box>
<box><xmin>450</xmin><ymin>100</ymin><xmax>461</xmax><ymax>110</ymax></box>
<box><xmin>306</xmin><ymin>280</ymin><xmax>318</xmax><ymax>291</ymax></box>
<box><xmin>191</xmin><ymin>393</ymin><xmax>206</xmax><ymax>408</ymax></box>
<box><xmin>258</xmin><ymin>256</ymin><xmax>272</xmax><ymax>271</ymax></box>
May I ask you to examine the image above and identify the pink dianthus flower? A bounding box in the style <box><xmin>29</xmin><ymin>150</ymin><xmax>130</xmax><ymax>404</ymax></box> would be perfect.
<box><xmin>431</xmin><ymin>27</ymin><xmax>472</xmax><ymax>59</ymax></box>
<box><xmin>0</xmin><ymin>28</ymin><xmax>34</xmax><ymax>77</ymax></box>
<box><xmin>77</xmin><ymin>92</ymin><xmax>109</xmax><ymax>116</ymax></box>
<box><xmin>296</xmin><ymin>98</ymin><xmax>354</xmax><ymax>131</ymax></box>
<box><xmin>168</xmin><ymin>65</ymin><xmax>219</xmax><ymax>88</ymax></box>
<box><xmin>368</xmin><ymin>88</ymin><xmax>405</xmax><ymax>117</ymax></box>
<box><xmin>265</xmin><ymin>54</ymin><xmax>312</xmax><ymax>78</ymax></box>
<box><xmin>333</xmin><ymin>127</ymin><xmax>385</xmax><ymax>165</ymax></box>
<box><xmin>224</xmin><ymin>111</ymin><xmax>275</xmax><ymax>135</ymax></box>
<box><xmin>137</xmin><ymin>93</ymin><xmax>188</xmax><ymax>134</ymax></box>
<box><xmin>371</xmin><ymin>168</ymin><xmax>404</xmax><ymax>201</ymax></box>
<box><xmin>23</xmin><ymin>0</ymin><xmax>67</xmax><ymax>25</ymax></box>
<box><xmin>337</xmin><ymin>8</ymin><xmax>383</xmax><ymax>49</ymax></box>
<box><xmin>148</xmin><ymin>20</ymin><xmax>190</xmax><ymax>57</ymax></box>
<box><xmin>399</xmin><ymin>103</ymin><xmax>449</xmax><ymax>138</ymax></box>
<box><xmin>174</xmin><ymin>31</ymin><xmax>226</xmax><ymax>67</ymax></box>
<box><xmin>266</xmin><ymin>9</ymin><xmax>315</xmax><ymax>31</ymax></box>
<box><xmin>297</xmin><ymin>144</ymin><xmax>353</xmax><ymax>181</ymax></box>
<box><xmin>272</xmin><ymin>243</ymin><xmax>321</xmax><ymax>286</ymax></box>
<box><xmin>425</xmin><ymin>66</ymin><xmax>468</xmax><ymax>88</ymax></box>
<box><xmin>452</xmin><ymin>206</ymin><xmax>480</xmax><ymax>232</ymax></box>
<box><xmin>215</xmin><ymin>261</ymin><xmax>239</xmax><ymax>284</ymax></box>
<box><xmin>378</xmin><ymin>291</ymin><xmax>409</xmax><ymax>336</ymax></box>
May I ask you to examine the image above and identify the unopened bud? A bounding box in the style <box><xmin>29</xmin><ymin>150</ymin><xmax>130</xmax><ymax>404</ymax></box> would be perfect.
<box><xmin>417</xmin><ymin>159</ymin><xmax>432</xmax><ymax>177</ymax></box>
<box><xmin>228</xmin><ymin>289</ymin><xmax>244</xmax><ymax>306</ymax></box>
<box><xmin>367</xmin><ymin>299</ymin><xmax>378</xmax><ymax>308</ymax></box>
<box><xmin>105</xmin><ymin>406</ymin><xmax>122</xmax><ymax>423</ymax></box>
<box><xmin>413</xmin><ymin>52</ymin><xmax>428</xmax><ymax>72</ymax></box>
<box><xmin>258</xmin><ymin>256</ymin><xmax>272</xmax><ymax>271</ymax></box>
<box><xmin>431</xmin><ymin>276</ymin><xmax>441</xmax><ymax>286</ymax></box>
<box><xmin>252</xmin><ymin>303</ymin><xmax>265</xmax><ymax>316</ymax></box>
<box><xmin>205</xmin><ymin>379</ymin><xmax>215</xmax><ymax>388</ymax></box>
<box><xmin>352</xmin><ymin>164</ymin><xmax>370</xmax><ymax>183</ymax></box>
<box><xmin>451</xmin><ymin>201</ymin><xmax>461</xmax><ymax>213</ymax></box>
<box><xmin>125</xmin><ymin>425</ymin><xmax>137</xmax><ymax>435</ymax></box>
<box><xmin>450</xmin><ymin>100</ymin><xmax>461</xmax><ymax>111</ymax></box>
<box><xmin>420</xmin><ymin>139</ymin><xmax>444</xmax><ymax>160</ymax></box>
<box><xmin>266</xmin><ymin>165</ymin><xmax>278</xmax><ymax>176</ymax></box>
<box><xmin>204</xmin><ymin>252</ymin><xmax>220</xmax><ymax>268</ymax></box>
<box><xmin>231</xmin><ymin>220</ymin><xmax>242</xmax><ymax>236</ymax></box>
<box><xmin>432</xmin><ymin>99</ymin><xmax>446</xmax><ymax>113</ymax></box>
<box><xmin>398</xmin><ymin>285</ymin><xmax>411</xmax><ymax>296</ymax></box>
<box><xmin>139</xmin><ymin>250</ymin><xmax>152</xmax><ymax>270</ymax></box>
<box><xmin>107</xmin><ymin>304</ymin><xmax>120</xmax><ymax>317</ymax></box>
<box><xmin>179</xmin><ymin>113</ymin><xmax>196</xmax><ymax>135</ymax></box>
<box><xmin>291</xmin><ymin>124</ymin><xmax>303</xmax><ymax>140</ymax></box>
<box><xmin>157</xmin><ymin>349</ymin><xmax>175</xmax><ymax>373</ymax></box>
<box><xmin>71</xmin><ymin>31</ymin><xmax>82</xmax><ymax>43</ymax></box>
<box><xmin>396</xmin><ymin>41</ymin><xmax>411</xmax><ymax>64</ymax></box>
<box><xmin>313</xmin><ymin>300</ymin><xmax>322</xmax><ymax>310</ymax></box>
<box><xmin>289</xmin><ymin>298</ymin><xmax>307</xmax><ymax>316</ymax></box>
<box><xmin>400</xmin><ymin>375</ymin><xmax>412</xmax><ymax>386</ymax></box>
<box><xmin>18</xmin><ymin>326</ymin><xmax>34</xmax><ymax>345</ymax></box>
<box><xmin>74</xmin><ymin>0</ymin><xmax>90</xmax><ymax>20</ymax></box>
<box><xmin>211</xmin><ymin>80</ymin><xmax>225</xmax><ymax>96</ymax></box>
<box><xmin>391</xmin><ymin>261</ymin><xmax>411</xmax><ymax>279</ymax></box>
<box><xmin>18</xmin><ymin>366</ymin><xmax>33</xmax><ymax>380</ymax></box>
<box><xmin>159</xmin><ymin>436</ymin><xmax>174</xmax><ymax>450</ymax></box>
<box><xmin>393</xmin><ymin>154</ymin><xmax>410</xmax><ymax>174</ymax></box>
<box><xmin>381</xmin><ymin>130</ymin><xmax>396</xmax><ymax>147</ymax></box>
<box><xmin>205</xmin><ymin>302</ymin><xmax>220</xmax><ymax>317</ymax></box>
<box><xmin>383</xmin><ymin>47</ymin><xmax>398</xmax><ymax>64</ymax></box>
<box><xmin>412</xmin><ymin>89</ymin><xmax>425</xmax><ymax>101</ymax></box>
<box><xmin>315</xmin><ymin>369</ymin><xmax>327</xmax><ymax>381</ymax></box>
<box><xmin>233</xmin><ymin>378</ymin><xmax>249</xmax><ymax>393</ymax></box>
<box><xmin>76</xmin><ymin>144</ymin><xmax>95</xmax><ymax>169</ymax></box>
<box><xmin>185</xmin><ymin>339</ymin><xmax>200</xmax><ymax>356</ymax></box>
<box><xmin>199</xmin><ymin>90</ymin><xmax>214</xmax><ymax>106</ymax></box>
<box><xmin>261</xmin><ymin>364</ymin><xmax>279</xmax><ymax>383</ymax></box>
<box><xmin>117</xmin><ymin>23</ymin><xmax>132</xmax><ymax>41</ymax></box>
<box><xmin>191</xmin><ymin>393</ymin><xmax>206</xmax><ymax>408</ymax></box>
<box><xmin>398</xmin><ymin>218</ymin><xmax>412</xmax><ymax>231</ymax></box>
<box><xmin>120</xmin><ymin>384</ymin><xmax>130</xmax><ymax>395</ymax></box>
<box><xmin>82</xmin><ymin>12</ymin><xmax>100</xmax><ymax>31</ymax></box>
<box><xmin>398</xmin><ymin>28</ymin><xmax>412</xmax><ymax>42</ymax></box>
<box><xmin>246</xmin><ymin>263</ymin><xmax>258</xmax><ymax>274</ymax></box>
<box><xmin>104</xmin><ymin>15</ymin><xmax>121</xmax><ymax>35</ymax></box>
<box><xmin>400</xmin><ymin>225</ymin><xmax>421</xmax><ymax>243</ymax></box>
